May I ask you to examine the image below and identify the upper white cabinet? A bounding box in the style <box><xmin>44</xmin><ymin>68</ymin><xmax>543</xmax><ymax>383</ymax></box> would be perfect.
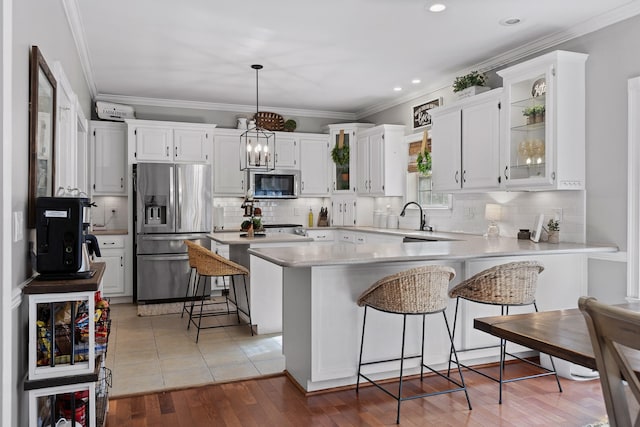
<box><xmin>213</xmin><ymin>129</ymin><xmax>246</xmax><ymax>196</ymax></box>
<box><xmin>90</xmin><ymin>121</ymin><xmax>127</xmax><ymax>195</ymax></box>
<box><xmin>327</xmin><ymin>123</ymin><xmax>375</xmax><ymax>193</ymax></box>
<box><xmin>127</xmin><ymin>119</ymin><xmax>215</xmax><ymax>163</ymax></box>
<box><xmin>299</xmin><ymin>134</ymin><xmax>330</xmax><ymax>196</ymax></box>
<box><xmin>431</xmin><ymin>89</ymin><xmax>503</xmax><ymax>192</ymax></box>
<box><xmin>274</xmin><ymin>134</ymin><xmax>300</xmax><ymax>169</ymax></box>
<box><xmin>356</xmin><ymin>124</ymin><xmax>405</xmax><ymax>196</ymax></box>
<box><xmin>331</xmin><ymin>195</ymin><xmax>357</xmax><ymax>226</ymax></box>
<box><xmin>498</xmin><ymin>50</ymin><xmax>588</xmax><ymax>190</ymax></box>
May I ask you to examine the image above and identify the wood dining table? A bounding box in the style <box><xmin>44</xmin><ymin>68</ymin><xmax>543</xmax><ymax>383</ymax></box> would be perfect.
<box><xmin>474</xmin><ymin>302</ymin><xmax>640</xmax><ymax>375</ymax></box>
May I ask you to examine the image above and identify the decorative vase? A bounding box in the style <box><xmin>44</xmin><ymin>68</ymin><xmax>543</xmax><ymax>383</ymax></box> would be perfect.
<box><xmin>547</xmin><ymin>231</ymin><xmax>559</xmax><ymax>243</ymax></box>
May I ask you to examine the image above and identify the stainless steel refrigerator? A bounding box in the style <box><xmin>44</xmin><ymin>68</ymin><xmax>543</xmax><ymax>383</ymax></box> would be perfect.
<box><xmin>134</xmin><ymin>163</ymin><xmax>212</xmax><ymax>303</ymax></box>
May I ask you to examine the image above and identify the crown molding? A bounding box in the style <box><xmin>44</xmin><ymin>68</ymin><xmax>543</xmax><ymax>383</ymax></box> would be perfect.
<box><xmin>95</xmin><ymin>94</ymin><xmax>357</xmax><ymax>120</ymax></box>
<box><xmin>61</xmin><ymin>0</ymin><xmax>97</xmax><ymax>98</ymax></box>
<box><xmin>66</xmin><ymin>1</ymin><xmax>640</xmax><ymax>120</ymax></box>
<box><xmin>356</xmin><ymin>2</ymin><xmax>640</xmax><ymax>119</ymax></box>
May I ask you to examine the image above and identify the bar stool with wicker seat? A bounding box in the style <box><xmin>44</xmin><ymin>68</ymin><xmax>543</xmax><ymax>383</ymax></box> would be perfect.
<box><xmin>186</xmin><ymin>243</ymin><xmax>253</xmax><ymax>343</ymax></box>
<box><xmin>356</xmin><ymin>265</ymin><xmax>472</xmax><ymax>424</ymax></box>
<box><xmin>447</xmin><ymin>260</ymin><xmax>562</xmax><ymax>404</ymax></box>
<box><xmin>181</xmin><ymin>240</ymin><xmax>227</xmax><ymax>319</ymax></box>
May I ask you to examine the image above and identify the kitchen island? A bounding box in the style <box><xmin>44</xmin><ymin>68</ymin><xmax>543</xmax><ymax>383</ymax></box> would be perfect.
<box><xmin>248</xmin><ymin>234</ymin><xmax>617</xmax><ymax>392</ymax></box>
<box><xmin>208</xmin><ymin>231</ymin><xmax>313</xmax><ymax>334</ymax></box>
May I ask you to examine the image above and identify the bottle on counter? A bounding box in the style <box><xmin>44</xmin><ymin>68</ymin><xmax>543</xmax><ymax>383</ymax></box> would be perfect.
<box><xmin>308</xmin><ymin>208</ymin><xmax>314</xmax><ymax>228</ymax></box>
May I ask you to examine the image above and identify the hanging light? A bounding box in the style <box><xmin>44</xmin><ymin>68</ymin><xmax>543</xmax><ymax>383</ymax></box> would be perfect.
<box><xmin>240</xmin><ymin>64</ymin><xmax>275</xmax><ymax>171</ymax></box>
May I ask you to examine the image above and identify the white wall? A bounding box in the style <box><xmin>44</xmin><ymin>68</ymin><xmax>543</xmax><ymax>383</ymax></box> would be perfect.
<box><xmin>8</xmin><ymin>1</ymin><xmax>92</xmax><ymax>425</ymax></box>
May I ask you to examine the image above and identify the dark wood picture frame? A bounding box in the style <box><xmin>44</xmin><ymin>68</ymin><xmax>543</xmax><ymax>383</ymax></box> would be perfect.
<box><xmin>28</xmin><ymin>46</ymin><xmax>57</xmax><ymax>228</ymax></box>
<box><xmin>412</xmin><ymin>97</ymin><xmax>442</xmax><ymax>130</ymax></box>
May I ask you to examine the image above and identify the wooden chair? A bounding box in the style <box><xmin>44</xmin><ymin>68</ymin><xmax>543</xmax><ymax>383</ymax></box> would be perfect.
<box><xmin>447</xmin><ymin>260</ymin><xmax>562</xmax><ymax>403</ymax></box>
<box><xmin>579</xmin><ymin>296</ymin><xmax>640</xmax><ymax>427</ymax></box>
<box><xmin>356</xmin><ymin>265</ymin><xmax>471</xmax><ymax>424</ymax></box>
<box><xmin>185</xmin><ymin>242</ymin><xmax>253</xmax><ymax>342</ymax></box>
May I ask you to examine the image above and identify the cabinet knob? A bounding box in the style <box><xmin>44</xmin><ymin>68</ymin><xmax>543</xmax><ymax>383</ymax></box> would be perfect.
<box><xmin>504</xmin><ymin>166</ymin><xmax>509</xmax><ymax>180</ymax></box>
<box><xmin>120</xmin><ymin>177</ymin><xmax>124</xmax><ymax>188</ymax></box>
<box><xmin>455</xmin><ymin>171</ymin><xmax>459</xmax><ymax>184</ymax></box>
<box><xmin>463</xmin><ymin>170</ymin><xmax>467</xmax><ymax>183</ymax></box>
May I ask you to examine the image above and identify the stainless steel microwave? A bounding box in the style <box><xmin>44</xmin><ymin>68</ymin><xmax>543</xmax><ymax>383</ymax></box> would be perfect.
<box><xmin>250</xmin><ymin>170</ymin><xmax>299</xmax><ymax>198</ymax></box>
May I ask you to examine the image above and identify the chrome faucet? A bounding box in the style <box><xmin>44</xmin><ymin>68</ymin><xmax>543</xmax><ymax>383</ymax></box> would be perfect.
<box><xmin>400</xmin><ymin>201</ymin><xmax>432</xmax><ymax>231</ymax></box>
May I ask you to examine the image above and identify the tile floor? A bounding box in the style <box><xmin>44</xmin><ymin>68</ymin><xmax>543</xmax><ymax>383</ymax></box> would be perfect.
<box><xmin>104</xmin><ymin>303</ymin><xmax>284</xmax><ymax>397</ymax></box>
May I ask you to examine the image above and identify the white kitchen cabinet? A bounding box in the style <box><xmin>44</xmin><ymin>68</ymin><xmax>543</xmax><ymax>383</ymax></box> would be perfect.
<box><xmin>274</xmin><ymin>133</ymin><xmax>299</xmax><ymax>169</ymax></box>
<box><xmin>96</xmin><ymin>235</ymin><xmax>127</xmax><ymax>297</ymax></box>
<box><xmin>431</xmin><ymin>89</ymin><xmax>502</xmax><ymax>192</ymax></box>
<box><xmin>306</xmin><ymin>229</ymin><xmax>335</xmax><ymax>244</ymax></box>
<box><xmin>299</xmin><ymin>134</ymin><xmax>330</xmax><ymax>196</ymax></box>
<box><xmin>327</xmin><ymin>123</ymin><xmax>375</xmax><ymax>193</ymax></box>
<box><xmin>497</xmin><ymin>50</ymin><xmax>587</xmax><ymax>190</ymax></box>
<box><xmin>213</xmin><ymin>129</ymin><xmax>246</xmax><ymax>196</ymax></box>
<box><xmin>331</xmin><ymin>195</ymin><xmax>357</xmax><ymax>226</ymax></box>
<box><xmin>90</xmin><ymin>121</ymin><xmax>127</xmax><ymax>195</ymax></box>
<box><xmin>127</xmin><ymin>119</ymin><xmax>214</xmax><ymax>163</ymax></box>
<box><xmin>356</xmin><ymin>124</ymin><xmax>405</xmax><ymax>196</ymax></box>
<box><xmin>173</xmin><ymin>127</ymin><xmax>212</xmax><ymax>162</ymax></box>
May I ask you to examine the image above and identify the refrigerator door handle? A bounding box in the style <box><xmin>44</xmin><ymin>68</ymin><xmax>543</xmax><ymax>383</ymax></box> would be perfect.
<box><xmin>142</xmin><ymin>254</ymin><xmax>189</xmax><ymax>262</ymax></box>
<box><xmin>138</xmin><ymin>234</ymin><xmax>207</xmax><ymax>241</ymax></box>
<box><xmin>169</xmin><ymin>165</ymin><xmax>175</xmax><ymax>230</ymax></box>
<box><xmin>177</xmin><ymin>165</ymin><xmax>182</xmax><ymax>230</ymax></box>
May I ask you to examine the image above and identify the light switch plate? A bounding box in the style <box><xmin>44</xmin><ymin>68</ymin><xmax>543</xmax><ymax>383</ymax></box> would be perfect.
<box><xmin>13</xmin><ymin>211</ymin><xmax>23</xmax><ymax>242</ymax></box>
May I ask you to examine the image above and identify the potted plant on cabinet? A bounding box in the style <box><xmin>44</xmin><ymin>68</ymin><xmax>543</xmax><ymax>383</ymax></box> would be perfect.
<box><xmin>546</xmin><ymin>218</ymin><xmax>560</xmax><ymax>243</ymax></box>
<box><xmin>452</xmin><ymin>71</ymin><xmax>489</xmax><ymax>99</ymax></box>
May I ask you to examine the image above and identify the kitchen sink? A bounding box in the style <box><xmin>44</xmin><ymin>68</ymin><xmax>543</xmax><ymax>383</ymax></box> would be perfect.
<box><xmin>402</xmin><ymin>236</ymin><xmax>439</xmax><ymax>243</ymax></box>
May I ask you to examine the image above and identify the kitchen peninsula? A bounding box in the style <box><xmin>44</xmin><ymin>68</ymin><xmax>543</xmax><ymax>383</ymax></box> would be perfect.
<box><xmin>247</xmin><ymin>233</ymin><xmax>617</xmax><ymax>392</ymax></box>
<box><xmin>208</xmin><ymin>231</ymin><xmax>313</xmax><ymax>334</ymax></box>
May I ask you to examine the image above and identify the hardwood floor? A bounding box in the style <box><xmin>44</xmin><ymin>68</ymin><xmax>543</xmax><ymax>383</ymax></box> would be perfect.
<box><xmin>107</xmin><ymin>363</ymin><xmax>608</xmax><ymax>426</ymax></box>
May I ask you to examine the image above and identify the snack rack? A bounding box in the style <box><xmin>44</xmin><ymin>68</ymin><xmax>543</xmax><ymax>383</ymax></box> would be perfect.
<box><xmin>24</xmin><ymin>263</ymin><xmax>111</xmax><ymax>427</ymax></box>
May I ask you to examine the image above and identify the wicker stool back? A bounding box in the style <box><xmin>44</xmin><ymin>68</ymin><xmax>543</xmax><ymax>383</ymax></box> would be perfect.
<box><xmin>357</xmin><ymin>265</ymin><xmax>455</xmax><ymax>314</ymax></box>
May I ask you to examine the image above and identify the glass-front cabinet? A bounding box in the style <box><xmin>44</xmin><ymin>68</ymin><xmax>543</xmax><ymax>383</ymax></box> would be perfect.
<box><xmin>327</xmin><ymin>123</ymin><xmax>374</xmax><ymax>193</ymax></box>
<box><xmin>498</xmin><ymin>50</ymin><xmax>588</xmax><ymax>190</ymax></box>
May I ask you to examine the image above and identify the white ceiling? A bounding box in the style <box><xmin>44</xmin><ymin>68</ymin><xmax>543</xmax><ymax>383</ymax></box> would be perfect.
<box><xmin>71</xmin><ymin>0</ymin><xmax>639</xmax><ymax>118</ymax></box>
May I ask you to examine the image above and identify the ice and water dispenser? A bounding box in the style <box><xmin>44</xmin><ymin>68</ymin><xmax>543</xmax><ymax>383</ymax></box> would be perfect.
<box><xmin>144</xmin><ymin>196</ymin><xmax>167</xmax><ymax>226</ymax></box>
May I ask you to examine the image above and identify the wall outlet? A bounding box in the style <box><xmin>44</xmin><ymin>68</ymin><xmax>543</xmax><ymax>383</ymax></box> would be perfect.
<box><xmin>107</xmin><ymin>206</ymin><xmax>118</xmax><ymax>218</ymax></box>
<box><xmin>13</xmin><ymin>211</ymin><xmax>23</xmax><ymax>242</ymax></box>
<box><xmin>552</xmin><ymin>208</ymin><xmax>563</xmax><ymax>222</ymax></box>
<box><xmin>293</xmin><ymin>207</ymin><xmax>300</xmax><ymax>216</ymax></box>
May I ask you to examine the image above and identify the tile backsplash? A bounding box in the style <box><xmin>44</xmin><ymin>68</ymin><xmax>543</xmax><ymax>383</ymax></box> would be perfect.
<box><xmin>96</xmin><ymin>189</ymin><xmax>585</xmax><ymax>244</ymax></box>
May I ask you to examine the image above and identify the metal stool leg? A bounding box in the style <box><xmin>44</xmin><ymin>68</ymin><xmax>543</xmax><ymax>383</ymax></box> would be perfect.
<box><xmin>231</xmin><ymin>276</ymin><xmax>241</xmax><ymax>323</ymax></box>
<box><xmin>420</xmin><ymin>314</ymin><xmax>426</xmax><ymax>381</ymax></box>
<box><xmin>187</xmin><ymin>271</ymin><xmax>200</xmax><ymax>330</ymax></box>
<box><xmin>396</xmin><ymin>314</ymin><xmax>407</xmax><ymax>424</ymax></box>
<box><xmin>356</xmin><ymin>306</ymin><xmax>368</xmax><ymax>393</ymax></box>
<box><xmin>447</xmin><ymin>297</ymin><xmax>461</xmax><ymax>376</ymax></box>
<box><xmin>195</xmin><ymin>275</ymin><xmax>208</xmax><ymax>343</ymax></box>
<box><xmin>181</xmin><ymin>267</ymin><xmax>196</xmax><ymax>318</ymax></box>
<box><xmin>443</xmin><ymin>311</ymin><xmax>472</xmax><ymax>410</ymax></box>
<box><xmin>242</xmin><ymin>275</ymin><xmax>253</xmax><ymax>335</ymax></box>
<box><xmin>223</xmin><ymin>276</ymin><xmax>231</xmax><ymax>314</ymax></box>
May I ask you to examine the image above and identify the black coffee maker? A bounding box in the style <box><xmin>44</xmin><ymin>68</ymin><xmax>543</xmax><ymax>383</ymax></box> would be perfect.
<box><xmin>35</xmin><ymin>197</ymin><xmax>101</xmax><ymax>279</ymax></box>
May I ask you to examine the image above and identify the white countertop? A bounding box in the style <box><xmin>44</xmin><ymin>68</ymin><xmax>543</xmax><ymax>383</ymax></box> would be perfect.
<box><xmin>208</xmin><ymin>232</ymin><xmax>313</xmax><ymax>245</ymax></box>
<box><xmin>248</xmin><ymin>233</ymin><xmax>618</xmax><ymax>267</ymax></box>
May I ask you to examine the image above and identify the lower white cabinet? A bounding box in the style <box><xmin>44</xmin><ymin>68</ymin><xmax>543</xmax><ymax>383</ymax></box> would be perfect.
<box><xmin>96</xmin><ymin>235</ymin><xmax>127</xmax><ymax>297</ymax></box>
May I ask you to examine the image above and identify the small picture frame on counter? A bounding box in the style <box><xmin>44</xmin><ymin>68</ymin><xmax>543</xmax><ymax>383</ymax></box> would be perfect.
<box><xmin>530</xmin><ymin>214</ymin><xmax>544</xmax><ymax>242</ymax></box>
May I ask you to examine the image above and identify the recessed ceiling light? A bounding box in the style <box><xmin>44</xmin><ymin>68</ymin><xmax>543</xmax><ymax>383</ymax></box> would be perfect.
<box><xmin>429</xmin><ymin>3</ymin><xmax>446</xmax><ymax>13</ymax></box>
<box><xmin>393</xmin><ymin>87</ymin><xmax>403</xmax><ymax>92</ymax></box>
<box><xmin>412</xmin><ymin>79</ymin><xmax>421</xmax><ymax>84</ymax></box>
<box><xmin>500</xmin><ymin>17</ymin><xmax>522</xmax><ymax>26</ymax></box>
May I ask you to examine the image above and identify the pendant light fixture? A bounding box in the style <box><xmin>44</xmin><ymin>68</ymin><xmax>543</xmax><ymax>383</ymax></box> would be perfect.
<box><xmin>240</xmin><ymin>64</ymin><xmax>275</xmax><ymax>171</ymax></box>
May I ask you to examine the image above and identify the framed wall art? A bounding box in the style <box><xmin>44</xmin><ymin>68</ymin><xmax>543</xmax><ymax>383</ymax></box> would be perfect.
<box><xmin>28</xmin><ymin>46</ymin><xmax>57</xmax><ymax>228</ymax></box>
<box><xmin>412</xmin><ymin>97</ymin><xmax>442</xmax><ymax>130</ymax></box>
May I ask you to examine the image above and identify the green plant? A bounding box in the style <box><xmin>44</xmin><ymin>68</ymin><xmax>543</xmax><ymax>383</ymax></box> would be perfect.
<box><xmin>331</xmin><ymin>143</ymin><xmax>349</xmax><ymax>166</ymax></box>
<box><xmin>452</xmin><ymin>71</ymin><xmax>488</xmax><ymax>93</ymax></box>
<box><xmin>522</xmin><ymin>106</ymin><xmax>535</xmax><ymax>117</ymax></box>
<box><xmin>533</xmin><ymin>105</ymin><xmax>545</xmax><ymax>115</ymax></box>
<box><xmin>284</xmin><ymin>119</ymin><xmax>297</xmax><ymax>132</ymax></box>
<box><xmin>547</xmin><ymin>219</ymin><xmax>560</xmax><ymax>232</ymax></box>
<box><xmin>416</xmin><ymin>149</ymin><xmax>432</xmax><ymax>175</ymax></box>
